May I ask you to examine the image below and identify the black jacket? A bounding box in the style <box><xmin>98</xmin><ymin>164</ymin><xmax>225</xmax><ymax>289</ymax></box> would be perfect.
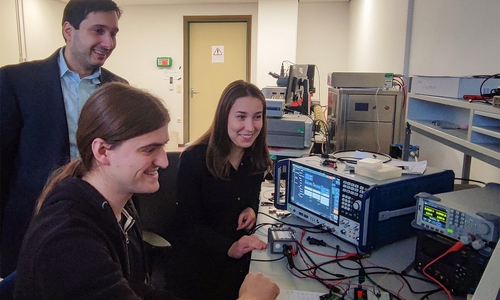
<box><xmin>14</xmin><ymin>177</ymin><xmax>172</xmax><ymax>300</ymax></box>
<box><xmin>164</xmin><ymin>144</ymin><xmax>264</xmax><ymax>300</ymax></box>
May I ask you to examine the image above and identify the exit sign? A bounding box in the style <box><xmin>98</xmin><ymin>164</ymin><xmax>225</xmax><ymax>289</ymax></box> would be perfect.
<box><xmin>156</xmin><ymin>57</ymin><xmax>172</xmax><ymax>68</ymax></box>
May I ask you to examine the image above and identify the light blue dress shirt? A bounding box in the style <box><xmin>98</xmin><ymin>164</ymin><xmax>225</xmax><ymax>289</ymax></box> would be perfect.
<box><xmin>58</xmin><ymin>49</ymin><xmax>101</xmax><ymax>159</ymax></box>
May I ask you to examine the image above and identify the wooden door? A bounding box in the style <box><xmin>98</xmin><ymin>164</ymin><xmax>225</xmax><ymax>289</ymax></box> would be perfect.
<box><xmin>184</xmin><ymin>16</ymin><xmax>251</xmax><ymax>143</ymax></box>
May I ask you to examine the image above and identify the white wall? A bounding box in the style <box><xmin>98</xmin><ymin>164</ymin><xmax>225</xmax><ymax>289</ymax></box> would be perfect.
<box><xmin>23</xmin><ymin>0</ymin><xmax>65</xmax><ymax>59</ymax></box>
<box><xmin>297</xmin><ymin>2</ymin><xmax>349</xmax><ymax>107</ymax></box>
<box><xmin>410</xmin><ymin>0</ymin><xmax>500</xmax><ymax>76</ymax></box>
<box><xmin>255</xmin><ymin>0</ymin><xmax>298</xmax><ymax>90</ymax></box>
<box><xmin>0</xmin><ymin>0</ymin><xmax>19</xmax><ymax>65</ymax></box>
<box><xmin>0</xmin><ymin>0</ymin><xmax>65</xmax><ymax>65</ymax></box>
<box><xmin>348</xmin><ymin>0</ymin><xmax>408</xmax><ymax>73</ymax></box>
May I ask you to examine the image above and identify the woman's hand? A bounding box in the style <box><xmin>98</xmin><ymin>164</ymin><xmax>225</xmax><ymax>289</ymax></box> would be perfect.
<box><xmin>237</xmin><ymin>207</ymin><xmax>257</xmax><ymax>231</ymax></box>
<box><xmin>228</xmin><ymin>235</ymin><xmax>267</xmax><ymax>259</ymax></box>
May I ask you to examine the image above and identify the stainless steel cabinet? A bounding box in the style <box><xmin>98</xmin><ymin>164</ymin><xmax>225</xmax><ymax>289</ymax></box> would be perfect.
<box><xmin>327</xmin><ymin>87</ymin><xmax>405</xmax><ymax>153</ymax></box>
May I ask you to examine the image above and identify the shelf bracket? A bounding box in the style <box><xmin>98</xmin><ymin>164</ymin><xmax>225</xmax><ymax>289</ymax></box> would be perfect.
<box><xmin>462</xmin><ymin>154</ymin><xmax>471</xmax><ymax>183</ymax></box>
<box><xmin>403</xmin><ymin>122</ymin><xmax>411</xmax><ymax>161</ymax></box>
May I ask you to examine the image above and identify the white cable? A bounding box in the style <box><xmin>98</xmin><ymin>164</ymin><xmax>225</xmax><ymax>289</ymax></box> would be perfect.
<box><xmin>374</xmin><ymin>88</ymin><xmax>381</xmax><ymax>153</ymax></box>
<box><xmin>15</xmin><ymin>0</ymin><xmax>28</xmax><ymax>62</ymax></box>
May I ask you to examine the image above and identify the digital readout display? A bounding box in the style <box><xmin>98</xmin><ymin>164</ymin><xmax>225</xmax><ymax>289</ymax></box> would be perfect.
<box><xmin>422</xmin><ymin>203</ymin><xmax>447</xmax><ymax>229</ymax></box>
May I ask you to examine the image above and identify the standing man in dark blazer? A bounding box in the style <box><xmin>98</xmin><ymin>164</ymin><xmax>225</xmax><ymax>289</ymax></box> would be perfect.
<box><xmin>0</xmin><ymin>0</ymin><xmax>128</xmax><ymax>277</ymax></box>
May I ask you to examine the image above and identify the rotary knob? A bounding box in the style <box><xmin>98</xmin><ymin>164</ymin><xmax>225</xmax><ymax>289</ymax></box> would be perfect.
<box><xmin>352</xmin><ymin>200</ymin><xmax>362</xmax><ymax>211</ymax></box>
<box><xmin>476</xmin><ymin>222</ymin><xmax>491</xmax><ymax>235</ymax></box>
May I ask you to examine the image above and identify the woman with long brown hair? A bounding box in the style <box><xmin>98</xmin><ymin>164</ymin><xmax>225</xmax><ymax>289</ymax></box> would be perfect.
<box><xmin>165</xmin><ymin>80</ymin><xmax>273</xmax><ymax>300</ymax></box>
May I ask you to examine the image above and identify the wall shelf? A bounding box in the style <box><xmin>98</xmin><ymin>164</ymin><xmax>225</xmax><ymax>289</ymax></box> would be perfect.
<box><xmin>405</xmin><ymin>93</ymin><xmax>500</xmax><ymax>173</ymax></box>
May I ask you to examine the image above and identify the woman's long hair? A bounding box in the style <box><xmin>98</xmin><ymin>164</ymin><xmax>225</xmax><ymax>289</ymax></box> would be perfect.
<box><xmin>190</xmin><ymin>80</ymin><xmax>271</xmax><ymax>180</ymax></box>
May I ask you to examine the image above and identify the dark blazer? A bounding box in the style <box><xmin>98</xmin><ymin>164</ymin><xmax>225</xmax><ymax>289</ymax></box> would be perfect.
<box><xmin>0</xmin><ymin>48</ymin><xmax>128</xmax><ymax>277</ymax></box>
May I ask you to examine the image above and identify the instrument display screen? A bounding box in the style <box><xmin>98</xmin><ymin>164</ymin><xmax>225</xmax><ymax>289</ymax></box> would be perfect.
<box><xmin>422</xmin><ymin>203</ymin><xmax>448</xmax><ymax>229</ymax></box>
<box><xmin>289</xmin><ymin>162</ymin><xmax>341</xmax><ymax>226</ymax></box>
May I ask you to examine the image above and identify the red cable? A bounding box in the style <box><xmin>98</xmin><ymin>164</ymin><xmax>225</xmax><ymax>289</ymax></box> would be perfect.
<box><xmin>422</xmin><ymin>241</ymin><xmax>465</xmax><ymax>300</ymax></box>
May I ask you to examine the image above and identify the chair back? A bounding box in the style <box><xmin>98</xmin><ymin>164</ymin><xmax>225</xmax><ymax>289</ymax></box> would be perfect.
<box><xmin>134</xmin><ymin>150</ymin><xmax>182</xmax><ymax>242</ymax></box>
<box><xmin>0</xmin><ymin>270</ymin><xmax>16</xmax><ymax>300</ymax></box>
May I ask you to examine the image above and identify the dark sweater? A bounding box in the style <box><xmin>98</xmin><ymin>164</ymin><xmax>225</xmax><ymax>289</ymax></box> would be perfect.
<box><xmin>14</xmin><ymin>177</ymin><xmax>174</xmax><ymax>300</ymax></box>
<box><xmin>164</xmin><ymin>144</ymin><xmax>264</xmax><ymax>300</ymax></box>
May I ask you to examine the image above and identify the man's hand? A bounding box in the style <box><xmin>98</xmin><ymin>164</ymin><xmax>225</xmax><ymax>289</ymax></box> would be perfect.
<box><xmin>228</xmin><ymin>235</ymin><xmax>267</xmax><ymax>259</ymax></box>
<box><xmin>238</xmin><ymin>272</ymin><xmax>279</xmax><ymax>300</ymax></box>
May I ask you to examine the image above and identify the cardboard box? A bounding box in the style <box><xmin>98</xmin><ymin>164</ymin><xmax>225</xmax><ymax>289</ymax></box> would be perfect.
<box><xmin>410</xmin><ymin>76</ymin><xmax>500</xmax><ymax>99</ymax></box>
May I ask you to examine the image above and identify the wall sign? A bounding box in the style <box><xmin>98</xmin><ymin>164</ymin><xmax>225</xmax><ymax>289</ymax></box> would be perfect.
<box><xmin>212</xmin><ymin>46</ymin><xmax>224</xmax><ymax>63</ymax></box>
<box><xmin>157</xmin><ymin>57</ymin><xmax>172</xmax><ymax>68</ymax></box>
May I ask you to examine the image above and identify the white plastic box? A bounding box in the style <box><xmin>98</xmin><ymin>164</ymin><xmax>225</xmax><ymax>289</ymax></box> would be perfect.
<box><xmin>355</xmin><ymin>158</ymin><xmax>402</xmax><ymax>181</ymax></box>
<box><xmin>410</xmin><ymin>76</ymin><xmax>500</xmax><ymax>99</ymax></box>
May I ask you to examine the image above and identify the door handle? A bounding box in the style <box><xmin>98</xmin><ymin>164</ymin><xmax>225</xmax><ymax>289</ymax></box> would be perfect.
<box><xmin>190</xmin><ymin>88</ymin><xmax>199</xmax><ymax>98</ymax></box>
